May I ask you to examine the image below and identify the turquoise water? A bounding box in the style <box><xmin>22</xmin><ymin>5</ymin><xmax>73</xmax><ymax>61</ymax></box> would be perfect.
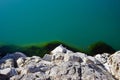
<box><xmin>0</xmin><ymin>0</ymin><xmax>120</xmax><ymax>50</ymax></box>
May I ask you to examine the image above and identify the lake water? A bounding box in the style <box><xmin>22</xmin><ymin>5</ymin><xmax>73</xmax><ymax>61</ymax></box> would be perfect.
<box><xmin>0</xmin><ymin>0</ymin><xmax>120</xmax><ymax>50</ymax></box>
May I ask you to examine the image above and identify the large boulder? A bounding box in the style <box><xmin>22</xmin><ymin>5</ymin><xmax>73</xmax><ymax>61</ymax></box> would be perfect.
<box><xmin>0</xmin><ymin>52</ymin><xmax>26</xmax><ymax>69</ymax></box>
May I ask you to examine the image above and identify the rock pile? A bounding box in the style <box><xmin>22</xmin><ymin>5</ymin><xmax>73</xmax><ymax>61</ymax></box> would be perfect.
<box><xmin>0</xmin><ymin>45</ymin><xmax>119</xmax><ymax>80</ymax></box>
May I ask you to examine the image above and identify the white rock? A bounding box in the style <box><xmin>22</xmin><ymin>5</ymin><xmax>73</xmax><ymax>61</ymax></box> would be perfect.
<box><xmin>107</xmin><ymin>51</ymin><xmax>120</xmax><ymax>80</ymax></box>
<box><xmin>95</xmin><ymin>53</ymin><xmax>110</xmax><ymax>64</ymax></box>
<box><xmin>17</xmin><ymin>57</ymin><xmax>25</xmax><ymax>67</ymax></box>
<box><xmin>0</xmin><ymin>68</ymin><xmax>18</xmax><ymax>77</ymax></box>
<box><xmin>51</xmin><ymin>45</ymin><xmax>72</xmax><ymax>54</ymax></box>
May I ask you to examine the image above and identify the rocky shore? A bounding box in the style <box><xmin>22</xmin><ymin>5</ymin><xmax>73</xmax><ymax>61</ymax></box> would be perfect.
<box><xmin>0</xmin><ymin>45</ymin><xmax>119</xmax><ymax>80</ymax></box>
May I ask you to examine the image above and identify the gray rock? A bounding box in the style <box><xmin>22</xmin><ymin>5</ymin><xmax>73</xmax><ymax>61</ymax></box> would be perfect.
<box><xmin>81</xmin><ymin>63</ymin><xmax>115</xmax><ymax>80</ymax></box>
<box><xmin>43</xmin><ymin>54</ymin><xmax>52</xmax><ymax>61</ymax></box>
<box><xmin>10</xmin><ymin>72</ymin><xmax>50</xmax><ymax>80</ymax></box>
<box><xmin>0</xmin><ymin>59</ymin><xmax>14</xmax><ymax>69</ymax></box>
<box><xmin>0</xmin><ymin>68</ymin><xmax>18</xmax><ymax>77</ymax></box>
<box><xmin>51</xmin><ymin>52</ymin><xmax>65</xmax><ymax>65</ymax></box>
<box><xmin>1</xmin><ymin>52</ymin><xmax>26</xmax><ymax>61</ymax></box>
<box><xmin>0</xmin><ymin>46</ymin><xmax>119</xmax><ymax>80</ymax></box>
<box><xmin>64</xmin><ymin>53</ymin><xmax>83</xmax><ymax>62</ymax></box>
<box><xmin>0</xmin><ymin>52</ymin><xmax>27</xmax><ymax>69</ymax></box>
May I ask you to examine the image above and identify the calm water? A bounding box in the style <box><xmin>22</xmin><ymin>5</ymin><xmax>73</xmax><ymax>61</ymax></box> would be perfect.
<box><xmin>0</xmin><ymin>0</ymin><xmax>120</xmax><ymax>50</ymax></box>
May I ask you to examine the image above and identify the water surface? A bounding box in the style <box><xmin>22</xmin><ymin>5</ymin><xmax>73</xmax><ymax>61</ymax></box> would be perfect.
<box><xmin>0</xmin><ymin>0</ymin><xmax>120</xmax><ymax>50</ymax></box>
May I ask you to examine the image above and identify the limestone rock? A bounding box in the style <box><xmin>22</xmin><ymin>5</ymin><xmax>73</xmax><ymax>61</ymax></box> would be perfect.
<box><xmin>0</xmin><ymin>68</ymin><xmax>18</xmax><ymax>77</ymax></box>
<box><xmin>0</xmin><ymin>45</ymin><xmax>119</xmax><ymax>80</ymax></box>
<box><xmin>107</xmin><ymin>51</ymin><xmax>120</xmax><ymax>80</ymax></box>
<box><xmin>64</xmin><ymin>53</ymin><xmax>83</xmax><ymax>62</ymax></box>
<box><xmin>43</xmin><ymin>54</ymin><xmax>52</xmax><ymax>61</ymax></box>
<box><xmin>95</xmin><ymin>53</ymin><xmax>110</xmax><ymax>64</ymax></box>
<box><xmin>51</xmin><ymin>45</ymin><xmax>72</xmax><ymax>54</ymax></box>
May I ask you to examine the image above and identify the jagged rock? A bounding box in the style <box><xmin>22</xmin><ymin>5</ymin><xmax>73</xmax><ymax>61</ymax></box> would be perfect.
<box><xmin>43</xmin><ymin>54</ymin><xmax>52</xmax><ymax>61</ymax></box>
<box><xmin>0</xmin><ymin>68</ymin><xmax>18</xmax><ymax>77</ymax></box>
<box><xmin>51</xmin><ymin>52</ymin><xmax>65</xmax><ymax>65</ymax></box>
<box><xmin>64</xmin><ymin>53</ymin><xmax>83</xmax><ymax>62</ymax></box>
<box><xmin>0</xmin><ymin>59</ymin><xmax>14</xmax><ymax>69</ymax></box>
<box><xmin>51</xmin><ymin>45</ymin><xmax>72</xmax><ymax>54</ymax></box>
<box><xmin>49</xmin><ymin>61</ymin><xmax>81</xmax><ymax>80</ymax></box>
<box><xmin>0</xmin><ymin>52</ymin><xmax>26</xmax><ymax>69</ymax></box>
<box><xmin>17</xmin><ymin>57</ymin><xmax>26</xmax><ymax>67</ymax></box>
<box><xmin>10</xmin><ymin>72</ymin><xmax>50</xmax><ymax>80</ymax></box>
<box><xmin>107</xmin><ymin>51</ymin><xmax>120</xmax><ymax>80</ymax></box>
<box><xmin>95</xmin><ymin>53</ymin><xmax>110</xmax><ymax>64</ymax></box>
<box><xmin>81</xmin><ymin>63</ymin><xmax>115</xmax><ymax>80</ymax></box>
<box><xmin>1</xmin><ymin>52</ymin><xmax>26</xmax><ymax>60</ymax></box>
<box><xmin>0</xmin><ymin>45</ymin><xmax>119</xmax><ymax>80</ymax></box>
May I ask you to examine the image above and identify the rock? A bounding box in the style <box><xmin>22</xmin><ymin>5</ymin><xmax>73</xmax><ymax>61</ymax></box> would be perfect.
<box><xmin>0</xmin><ymin>52</ymin><xmax>27</xmax><ymax>69</ymax></box>
<box><xmin>81</xmin><ymin>63</ymin><xmax>115</xmax><ymax>80</ymax></box>
<box><xmin>1</xmin><ymin>52</ymin><xmax>26</xmax><ymax>61</ymax></box>
<box><xmin>75</xmin><ymin>52</ymin><xmax>88</xmax><ymax>59</ymax></box>
<box><xmin>49</xmin><ymin>60</ymin><xmax>115</xmax><ymax>80</ymax></box>
<box><xmin>42</xmin><ymin>54</ymin><xmax>52</xmax><ymax>61</ymax></box>
<box><xmin>107</xmin><ymin>51</ymin><xmax>120</xmax><ymax>80</ymax></box>
<box><xmin>51</xmin><ymin>45</ymin><xmax>72</xmax><ymax>54</ymax></box>
<box><xmin>0</xmin><ymin>45</ymin><xmax>119</xmax><ymax>80</ymax></box>
<box><xmin>51</xmin><ymin>52</ymin><xmax>65</xmax><ymax>65</ymax></box>
<box><xmin>0</xmin><ymin>68</ymin><xmax>18</xmax><ymax>77</ymax></box>
<box><xmin>10</xmin><ymin>72</ymin><xmax>50</xmax><ymax>80</ymax></box>
<box><xmin>64</xmin><ymin>53</ymin><xmax>83</xmax><ymax>62</ymax></box>
<box><xmin>17</xmin><ymin>57</ymin><xmax>26</xmax><ymax>67</ymax></box>
<box><xmin>95</xmin><ymin>53</ymin><xmax>110</xmax><ymax>64</ymax></box>
<box><xmin>0</xmin><ymin>59</ymin><xmax>14</xmax><ymax>69</ymax></box>
<box><xmin>49</xmin><ymin>61</ymin><xmax>81</xmax><ymax>80</ymax></box>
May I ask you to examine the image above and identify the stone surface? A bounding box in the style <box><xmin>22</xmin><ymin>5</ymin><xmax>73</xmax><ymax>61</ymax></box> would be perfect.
<box><xmin>0</xmin><ymin>45</ymin><xmax>119</xmax><ymax>80</ymax></box>
<box><xmin>107</xmin><ymin>51</ymin><xmax>120</xmax><ymax>80</ymax></box>
<box><xmin>64</xmin><ymin>53</ymin><xmax>83</xmax><ymax>62</ymax></box>
<box><xmin>95</xmin><ymin>53</ymin><xmax>110</xmax><ymax>64</ymax></box>
<box><xmin>0</xmin><ymin>68</ymin><xmax>18</xmax><ymax>77</ymax></box>
<box><xmin>51</xmin><ymin>45</ymin><xmax>72</xmax><ymax>54</ymax></box>
<box><xmin>43</xmin><ymin>54</ymin><xmax>52</xmax><ymax>61</ymax></box>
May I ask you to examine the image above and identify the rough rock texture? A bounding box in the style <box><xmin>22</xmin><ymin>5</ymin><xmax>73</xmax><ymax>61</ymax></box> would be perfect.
<box><xmin>107</xmin><ymin>51</ymin><xmax>120</xmax><ymax>80</ymax></box>
<box><xmin>0</xmin><ymin>45</ymin><xmax>119</xmax><ymax>80</ymax></box>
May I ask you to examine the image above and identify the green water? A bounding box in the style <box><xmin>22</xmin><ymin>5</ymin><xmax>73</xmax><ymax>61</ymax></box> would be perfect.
<box><xmin>0</xmin><ymin>0</ymin><xmax>120</xmax><ymax>50</ymax></box>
